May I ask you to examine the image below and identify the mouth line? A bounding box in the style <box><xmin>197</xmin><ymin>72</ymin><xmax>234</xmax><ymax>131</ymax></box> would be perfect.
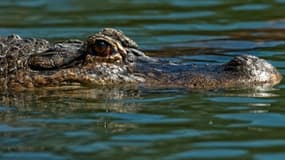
<box><xmin>85</xmin><ymin>53</ymin><xmax>123</xmax><ymax>64</ymax></box>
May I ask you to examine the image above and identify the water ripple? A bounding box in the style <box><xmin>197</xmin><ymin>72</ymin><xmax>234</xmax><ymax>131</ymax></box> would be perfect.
<box><xmin>95</xmin><ymin>112</ymin><xmax>189</xmax><ymax>124</ymax></box>
<box><xmin>0</xmin><ymin>124</ymin><xmax>36</xmax><ymax>133</ymax></box>
<box><xmin>193</xmin><ymin>140</ymin><xmax>285</xmax><ymax>148</ymax></box>
<box><xmin>0</xmin><ymin>152</ymin><xmax>66</xmax><ymax>160</ymax></box>
<box><xmin>254</xmin><ymin>153</ymin><xmax>285</xmax><ymax>160</ymax></box>
<box><xmin>207</xmin><ymin>97</ymin><xmax>276</xmax><ymax>104</ymax></box>
<box><xmin>112</xmin><ymin>129</ymin><xmax>205</xmax><ymax>141</ymax></box>
<box><xmin>165</xmin><ymin>149</ymin><xmax>247</xmax><ymax>160</ymax></box>
<box><xmin>21</xmin><ymin>118</ymin><xmax>97</xmax><ymax>124</ymax></box>
<box><xmin>216</xmin><ymin>113</ymin><xmax>285</xmax><ymax>127</ymax></box>
<box><xmin>232</xmin><ymin>4</ymin><xmax>270</xmax><ymax>11</ymax></box>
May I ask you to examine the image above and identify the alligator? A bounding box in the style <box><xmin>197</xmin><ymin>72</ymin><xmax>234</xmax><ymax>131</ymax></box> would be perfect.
<box><xmin>0</xmin><ymin>28</ymin><xmax>282</xmax><ymax>91</ymax></box>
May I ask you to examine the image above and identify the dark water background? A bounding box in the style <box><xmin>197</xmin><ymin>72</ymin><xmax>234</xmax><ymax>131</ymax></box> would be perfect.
<box><xmin>1</xmin><ymin>0</ymin><xmax>285</xmax><ymax>159</ymax></box>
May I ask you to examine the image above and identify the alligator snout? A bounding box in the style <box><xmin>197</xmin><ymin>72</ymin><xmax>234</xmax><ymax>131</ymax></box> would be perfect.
<box><xmin>224</xmin><ymin>55</ymin><xmax>282</xmax><ymax>86</ymax></box>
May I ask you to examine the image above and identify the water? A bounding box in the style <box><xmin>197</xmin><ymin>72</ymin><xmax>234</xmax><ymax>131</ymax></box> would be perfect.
<box><xmin>1</xmin><ymin>0</ymin><xmax>285</xmax><ymax>159</ymax></box>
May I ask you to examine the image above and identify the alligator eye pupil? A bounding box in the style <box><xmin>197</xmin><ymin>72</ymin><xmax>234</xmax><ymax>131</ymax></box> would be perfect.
<box><xmin>95</xmin><ymin>40</ymin><xmax>107</xmax><ymax>48</ymax></box>
<box><xmin>92</xmin><ymin>40</ymin><xmax>112</xmax><ymax>57</ymax></box>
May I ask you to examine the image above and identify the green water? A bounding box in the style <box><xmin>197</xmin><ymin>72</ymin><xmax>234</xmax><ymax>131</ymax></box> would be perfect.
<box><xmin>1</xmin><ymin>0</ymin><xmax>285</xmax><ymax>159</ymax></box>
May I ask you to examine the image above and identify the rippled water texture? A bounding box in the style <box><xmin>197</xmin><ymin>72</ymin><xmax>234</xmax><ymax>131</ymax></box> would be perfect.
<box><xmin>1</xmin><ymin>0</ymin><xmax>285</xmax><ymax>159</ymax></box>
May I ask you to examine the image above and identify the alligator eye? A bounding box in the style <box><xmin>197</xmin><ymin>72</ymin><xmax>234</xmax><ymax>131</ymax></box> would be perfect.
<box><xmin>93</xmin><ymin>40</ymin><xmax>112</xmax><ymax>57</ymax></box>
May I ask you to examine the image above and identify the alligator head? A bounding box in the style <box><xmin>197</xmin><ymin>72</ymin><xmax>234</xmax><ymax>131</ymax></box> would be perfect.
<box><xmin>0</xmin><ymin>28</ymin><xmax>282</xmax><ymax>90</ymax></box>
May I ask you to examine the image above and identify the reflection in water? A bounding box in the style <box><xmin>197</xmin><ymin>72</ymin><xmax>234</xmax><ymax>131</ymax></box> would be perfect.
<box><xmin>0</xmin><ymin>86</ymin><xmax>284</xmax><ymax>159</ymax></box>
<box><xmin>0</xmin><ymin>85</ymin><xmax>280</xmax><ymax>113</ymax></box>
<box><xmin>0</xmin><ymin>87</ymin><xmax>143</xmax><ymax>113</ymax></box>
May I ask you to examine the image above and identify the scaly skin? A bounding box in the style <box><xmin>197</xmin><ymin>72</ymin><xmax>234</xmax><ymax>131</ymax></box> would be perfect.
<box><xmin>0</xmin><ymin>28</ymin><xmax>282</xmax><ymax>91</ymax></box>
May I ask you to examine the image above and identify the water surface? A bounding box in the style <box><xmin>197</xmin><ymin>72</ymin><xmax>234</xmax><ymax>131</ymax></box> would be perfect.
<box><xmin>1</xmin><ymin>0</ymin><xmax>285</xmax><ymax>160</ymax></box>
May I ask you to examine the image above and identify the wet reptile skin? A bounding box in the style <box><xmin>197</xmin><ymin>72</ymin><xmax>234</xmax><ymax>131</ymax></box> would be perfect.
<box><xmin>0</xmin><ymin>28</ymin><xmax>282</xmax><ymax>91</ymax></box>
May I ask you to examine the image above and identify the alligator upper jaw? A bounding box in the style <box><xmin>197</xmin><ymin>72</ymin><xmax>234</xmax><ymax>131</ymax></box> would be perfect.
<box><xmin>130</xmin><ymin>55</ymin><xmax>283</xmax><ymax>90</ymax></box>
<box><xmin>67</xmin><ymin>54</ymin><xmax>283</xmax><ymax>90</ymax></box>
